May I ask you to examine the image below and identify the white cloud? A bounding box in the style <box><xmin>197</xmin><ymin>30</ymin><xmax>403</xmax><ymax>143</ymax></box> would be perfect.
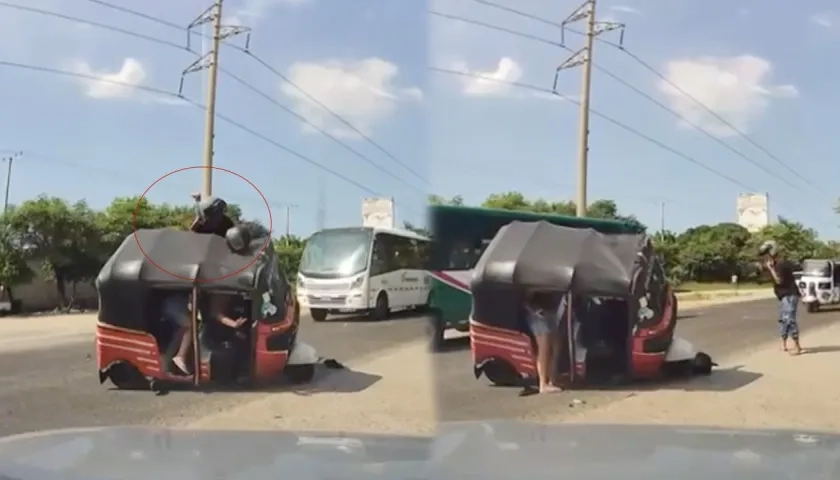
<box><xmin>72</xmin><ymin>57</ymin><xmax>147</xmax><ymax>100</ymax></box>
<box><xmin>281</xmin><ymin>58</ymin><xmax>421</xmax><ymax>139</ymax></box>
<box><xmin>810</xmin><ymin>12</ymin><xmax>834</xmax><ymax>28</ymax></box>
<box><xmin>610</xmin><ymin>5</ymin><xmax>641</xmax><ymax>15</ymax></box>
<box><xmin>227</xmin><ymin>0</ymin><xmax>311</xmax><ymax>25</ymax></box>
<box><xmin>657</xmin><ymin>55</ymin><xmax>797</xmax><ymax>136</ymax></box>
<box><xmin>451</xmin><ymin>57</ymin><xmax>523</xmax><ymax>97</ymax></box>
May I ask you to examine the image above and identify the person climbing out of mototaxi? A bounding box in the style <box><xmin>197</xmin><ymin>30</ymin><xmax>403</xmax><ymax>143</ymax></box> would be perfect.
<box><xmin>162</xmin><ymin>195</ymin><xmax>239</xmax><ymax>375</ymax></box>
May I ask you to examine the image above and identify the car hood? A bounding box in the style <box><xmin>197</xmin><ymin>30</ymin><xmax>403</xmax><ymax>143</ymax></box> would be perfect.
<box><xmin>1</xmin><ymin>423</ymin><xmax>839</xmax><ymax>479</ymax></box>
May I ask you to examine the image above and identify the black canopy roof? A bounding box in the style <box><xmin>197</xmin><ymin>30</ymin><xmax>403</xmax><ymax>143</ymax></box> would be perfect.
<box><xmin>97</xmin><ymin>229</ymin><xmax>271</xmax><ymax>291</ymax></box>
<box><xmin>471</xmin><ymin>221</ymin><xmax>647</xmax><ymax>297</ymax></box>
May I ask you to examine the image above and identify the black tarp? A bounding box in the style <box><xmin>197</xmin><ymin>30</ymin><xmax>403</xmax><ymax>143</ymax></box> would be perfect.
<box><xmin>471</xmin><ymin>221</ymin><xmax>645</xmax><ymax>297</ymax></box>
<box><xmin>97</xmin><ymin>229</ymin><xmax>270</xmax><ymax>291</ymax></box>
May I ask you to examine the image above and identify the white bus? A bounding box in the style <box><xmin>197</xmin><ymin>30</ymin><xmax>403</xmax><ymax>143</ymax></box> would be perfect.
<box><xmin>296</xmin><ymin>226</ymin><xmax>430</xmax><ymax>322</ymax></box>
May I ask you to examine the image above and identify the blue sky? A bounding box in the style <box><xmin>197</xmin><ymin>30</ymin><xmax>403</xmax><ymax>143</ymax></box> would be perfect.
<box><xmin>429</xmin><ymin>0</ymin><xmax>840</xmax><ymax>238</ymax></box>
<box><xmin>0</xmin><ymin>0</ymin><xmax>426</xmax><ymax>237</ymax></box>
<box><xmin>2</xmin><ymin>1</ymin><xmax>839</xmax><ymax>241</ymax></box>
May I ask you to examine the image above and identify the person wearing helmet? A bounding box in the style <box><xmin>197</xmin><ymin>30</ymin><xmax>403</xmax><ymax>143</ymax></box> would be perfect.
<box><xmin>759</xmin><ymin>240</ymin><xmax>803</xmax><ymax>355</ymax></box>
<box><xmin>190</xmin><ymin>194</ymin><xmax>235</xmax><ymax>237</ymax></box>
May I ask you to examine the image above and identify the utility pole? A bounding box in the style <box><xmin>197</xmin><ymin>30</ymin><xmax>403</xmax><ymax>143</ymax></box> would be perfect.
<box><xmin>179</xmin><ymin>0</ymin><xmax>251</xmax><ymax>200</ymax></box>
<box><xmin>553</xmin><ymin>0</ymin><xmax>625</xmax><ymax>217</ymax></box>
<box><xmin>284</xmin><ymin>204</ymin><xmax>299</xmax><ymax>237</ymax></box>
<box><xmin>316</xmin><ymin>177</ymin><xmax>326</xmax><ymax>231</ymax></box>
<box><xmin>2</xmin><ymin>151</ymin><xmax>22</xmax><ymax>216</ymax></box>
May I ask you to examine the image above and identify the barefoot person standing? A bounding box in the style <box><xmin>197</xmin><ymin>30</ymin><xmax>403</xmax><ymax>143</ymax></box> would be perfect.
<box><xmin>759</xmin><ymin>240</ymin><xmax>803</xmax><ymax>355</ymax></box>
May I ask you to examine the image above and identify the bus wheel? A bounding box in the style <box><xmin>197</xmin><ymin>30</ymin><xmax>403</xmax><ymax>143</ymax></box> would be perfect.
<box><xmin>108</xmin><ymin>362</ymin><xmax>149</xmax><ymax>390</ymax></box>
<box><xmin>370</xmin><ymin>293</ymin><xmax>389</xmax><ymax>321</ymax></box>
<box><xmin>310</xmin><ymin>308</ymin><xmax>328</xmax><ymax>322</ymax></box>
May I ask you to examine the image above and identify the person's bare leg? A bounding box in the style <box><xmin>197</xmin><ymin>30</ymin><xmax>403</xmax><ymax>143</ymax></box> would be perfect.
<box><xmin>548</xmin><ymin>332</ymin><xmax>563</xmax><ymax>388</ymax></box>
<box><xmin>172</xmin><ymin>325</ymin><xmax>192</xmax><ymax>374</ymax></box>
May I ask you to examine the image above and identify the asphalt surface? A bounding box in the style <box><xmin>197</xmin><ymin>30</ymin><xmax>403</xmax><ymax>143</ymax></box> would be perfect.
<box><xmin>433</xmin><ymin>298</ymin><xmax>840</xmax><ymax>422</ymax></box>
<box><xmin>0</xmin><ymin>310</ymin><xmax>426</xmax><ymax>437</ymax></box>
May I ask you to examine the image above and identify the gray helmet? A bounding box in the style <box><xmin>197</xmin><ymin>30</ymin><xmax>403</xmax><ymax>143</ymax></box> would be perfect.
<box><xmin>225</xmin><ymin>225</ymin><xmax>252</xmax><ymax>253</ymax></box>
<box><xmin>195</xmin><ymin>196</ymin><xmax>227</xmax><ymax>222</ymax></box>
<box><xmin>758</xmin><ymin>240</ymin><xmax>778</xmax><ymax>257</ymax></box>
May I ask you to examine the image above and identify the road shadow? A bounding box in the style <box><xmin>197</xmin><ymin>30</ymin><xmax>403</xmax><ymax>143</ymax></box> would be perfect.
<box><xmin>799</xmin><ymin>345</ymin><xmax>840</xmax><ymax>355</ymax></box>
<box><xmin>112</xmin><ymin>361</ymin><xmax>380</xmax><ymax>396</ymax></box>
<box><xmin>436</xmin><ymin>336</ymin><xmax>470</xmax><ymax>353</ymax></box>
<box><xmin>677</xmin><ymin>312</ymin><xmax>700</xmax><ymax>320</ymax></box>
<box><xmin>518</xmin><ymin>365</ymin><xmax>762</xmax><ymax>397</ymax></box>
<box><xmin>317</xmin><ymin>309</ymin><xmax>425</xmax><ymax>324</ymax></box>
<box><xmin>288</xmin><ymin>367</ymin><xmax>382</xmax><ymax>396</ymax></box>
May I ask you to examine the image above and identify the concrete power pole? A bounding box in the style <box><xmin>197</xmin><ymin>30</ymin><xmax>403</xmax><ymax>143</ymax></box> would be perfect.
<box><xmin>179</xmin><ymin>0</ymin><xmax>251</xmax><ymax>200</ymax></box>
<box><xmin>2</xmin><ymin>151</ymin><xmax>22</xmax><ymax>216</ymax></box>
<box><xmin>554</xmin><ymin>0</ymin><xmax>625</xmax><ymax>217</ymax></box>
<box><xmin>316</xmin><ymin>177</ymin><xmax>326</xmax><ymax>231</ymax></box>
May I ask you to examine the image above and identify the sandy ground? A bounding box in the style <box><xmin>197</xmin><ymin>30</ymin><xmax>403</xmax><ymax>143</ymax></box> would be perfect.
<box><xmin>677</xmin><ymin>289</ymin><xmax>774</xmax><ymax>310</ymax></box>
<box><xmin>560</xmin><ymin>320</ymin><xmax>840</xmax><ymax>432</ymax></box>
<box><xmin>0</xmin><ymin>313</ymin><xmax>96</xmax><ymax>353</ymax></box>
<box><xmin>184</xmin><ymin>339</ymin><xmax>436</xmax><ymax>436</ymax></box>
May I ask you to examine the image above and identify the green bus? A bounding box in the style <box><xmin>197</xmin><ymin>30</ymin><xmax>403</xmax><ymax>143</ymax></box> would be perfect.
<box><xmin>426</xmin><ymin>204</ymin><xmax>645</xmax><ymax>351</ymax></box>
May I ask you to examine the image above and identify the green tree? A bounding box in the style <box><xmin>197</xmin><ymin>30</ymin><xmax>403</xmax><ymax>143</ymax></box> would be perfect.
<box><xmin>7</xmin><ymin>197</ymin><xmax>105</xmax><ymax>308</ymax></box>
<box><xmin>0</xmin><ymin>233</ymin><xmax>34</xmax><ymax>304</ymax></box>
<box><xmin>274</xmin><ymin>235</ymin><xmax>305</xmax><ymax>279</ymax></box>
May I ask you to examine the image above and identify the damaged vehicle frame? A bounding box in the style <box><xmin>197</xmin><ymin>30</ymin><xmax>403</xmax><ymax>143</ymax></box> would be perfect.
<box><xmin>95</xmin><ymin>228</ymin><xmax>320</xmax><ymax>391</ymax></box>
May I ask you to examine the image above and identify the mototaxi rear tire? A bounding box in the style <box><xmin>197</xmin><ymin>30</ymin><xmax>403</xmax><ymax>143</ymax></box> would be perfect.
<box><xmin>285</xmin><ymin>364</ymin><xmax>316</xmax><ymax>385</ymax></box>
<box><xmin>483</xmin><ymin>360</ymin><xmax>521</xmax><ymax>387</ymax></box>
<box><xmin>108</xmin><ymin>362</ymin><xmax>150</xmax><ymax>390</ymax></box>
<box><xmin>807</xmin><ymin>302</ymin><xmax>819</xmax><ymax>313</ymax></box>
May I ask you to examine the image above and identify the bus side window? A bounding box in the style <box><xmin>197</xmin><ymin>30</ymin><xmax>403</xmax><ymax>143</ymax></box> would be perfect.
<box><xmin>370</xmin><ymin>234</ymin><xmax>390</xmax><ymax>275</ymax></box>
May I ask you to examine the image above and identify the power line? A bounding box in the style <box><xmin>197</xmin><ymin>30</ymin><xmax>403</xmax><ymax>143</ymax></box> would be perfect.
<box><xmin>430</xmin><ymin>67</ymin><xmax>755</xmax><ymax>191</ymax></box>
<box><xmin>428</xmin><ymin>9</ymin><xmax>806</xmax><ymax>193</ymax></box>
<box><xmin>0</xmin><ymin>1</ymin><xmax>428</xmax><ymax>197</ymax></box>
<box><xmin>469</xmin><ymin>0</ymin><xmax>822</xmax><ymax>195</ymax></box>
<box><xmin>82</xmin><ymin>0</ymin><xmax>430</xmax><ymax>188</ymax></box>
<box><xmin>0</xmin><ymin>60</ymin><xmax>417</xmax><ymax>209</ymax></box>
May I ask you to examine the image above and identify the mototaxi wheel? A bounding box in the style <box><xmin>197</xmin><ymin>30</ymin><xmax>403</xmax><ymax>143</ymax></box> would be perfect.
<box><xmin>310</xmin><ymin>308</ymin><xmax>328</xmax><ymax>322</ymax></box>
<box><xmin>483</xmin><ymin>360</ymin><xmax>521</xmax><ymax>387</ymax></box>
<box><xmin>807</xmin><ymin>302</ymin><xmax>819</xmax><ymax>313</ymax></box>
<box><xmin>108</xmin><ymin>362</ymin><xmax>150</xmax><ymax>390</ymax></box>
<box><xmin>285</xmin><ymin>364</ymin><xmax>316</xmax><ymax>384</ymax></box>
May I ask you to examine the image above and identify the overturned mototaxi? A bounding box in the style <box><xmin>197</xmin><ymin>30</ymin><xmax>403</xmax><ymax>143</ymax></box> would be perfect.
<box><xmin>95</xmin><ymin>228</ymin><xmax>322</xmax><ymax>391</ymax></box>
<box><xmin>469</xmin><ymin>221</ymin><xmax>714</xmax><ymax>389</ymax></box>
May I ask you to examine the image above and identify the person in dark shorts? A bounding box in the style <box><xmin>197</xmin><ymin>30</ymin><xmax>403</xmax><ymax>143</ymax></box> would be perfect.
<box><xmin>524</xmin><ymin>291</ymin><xmax>564</xmax><ymax>393</ymax></box>
<box><xmin>759</xmin><ymin>240</ymin><xmax>803</xmax><ymax>355</ymax></box>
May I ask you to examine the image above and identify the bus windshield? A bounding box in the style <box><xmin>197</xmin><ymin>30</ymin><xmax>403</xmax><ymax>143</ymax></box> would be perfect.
<box><xmin>300</xmin><ymin>229</ymin><xmax>372</xmax><ymax>278</ymax></box>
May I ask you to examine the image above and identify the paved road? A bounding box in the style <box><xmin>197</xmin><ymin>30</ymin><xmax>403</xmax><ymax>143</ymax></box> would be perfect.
<box><xmin>0</xmin><ymin>311</ymin><xmax>426</xmax><ymax>437</ymax></box>
<box><xmin>434</xmin><ymin>299</ymin><xmax>840</xmax><ymax>422</ymax></box>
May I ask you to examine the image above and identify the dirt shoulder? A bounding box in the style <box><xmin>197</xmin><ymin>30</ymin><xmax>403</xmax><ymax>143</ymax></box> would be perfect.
<box><xmin>561</xmin><ymin>321</ymin><xmax>840</xmax><ymax>432</ymax></box>
<box><xmin>184</xmin><ymin>339</ymin><xmax>436</xmax><ymax>436</ymax></box>
<box><xmin>678</xmin><ymin>289</ymin><xmax>774</xmax><ymax>311</ymax></box>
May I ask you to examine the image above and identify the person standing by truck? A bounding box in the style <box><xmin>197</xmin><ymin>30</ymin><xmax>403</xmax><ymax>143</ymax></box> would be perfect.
<box><xmin>759</xmin><ymin>240</ymin><xmax>803</xmax><ymax>356</ymax></box>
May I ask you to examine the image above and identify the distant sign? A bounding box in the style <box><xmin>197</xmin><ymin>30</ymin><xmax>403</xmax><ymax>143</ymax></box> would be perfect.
<box><xmin>362</xmin><ymin>197</ymin><xmax>395</xmax><ymax>228</ymax></box>
<box><xmin>736</xmin><ymin>193</ymin><xmax>769</xmax><ymax>233</ymax></box>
